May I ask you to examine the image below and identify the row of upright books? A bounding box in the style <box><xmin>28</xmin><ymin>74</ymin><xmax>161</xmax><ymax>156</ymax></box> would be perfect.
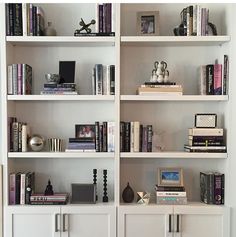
<box><xmin>7</xmin><ymin>64</ymin><xmax>33</xmax><ymax>95</ymax></box>
<box><xmin>9</xmin><ymin>172</ymin><xmax>35</xmax><ymax>205</ymax></box>
<box><xmin>199</xmin><ymin>56</ymin><xmax>229</xmax><ymax>95</ymax></box>
<box><xmin>181</xmin><ymin>5</ymin><xmax>214</xmax><ymax>36</ymax></box>
<box><xmin>200</xmin><ymin>171</ymin><xmax>224</xmax><ymax>205</ymax></box>
<box><xmin>66</xmin><ymin>122</ymin><xmax>115</xmax><ymax>152</ymax></box>
<box><xmin>137</xmin><ymin>82</ymin><xmax>183</xmax><ymax>95</ymax></box>
<box><xmin>184</xmin><ymin>127</ymin><xmax>226</xmax><ymax>153</ymax></box>
<box><xmin>95</xmin><ymin>3</ymin><xmax>114</xmax><ymax>34</ymax></box>
<box><xmin>40</xmin><ymin>83</ymin><xmax>78</xmax><ymax>95</ymax></box>
<box><xmin>92</xmin><ymin>64</ymin><xmax>115</xmax><ymax>95</ymax></box>
<box><xmin>120</xmin><ymin>121</ymin><xmax>153</xmax><ymax>152</ymax></box>
<box><xmin>8</xmin><ymin>117</ymin><xmax>29</xmax><ymax>152</ymax></box>
<box><xmin>6</xmin><ymin>3</ymin><xmax>45</xmax><ymax>36</ymax></box>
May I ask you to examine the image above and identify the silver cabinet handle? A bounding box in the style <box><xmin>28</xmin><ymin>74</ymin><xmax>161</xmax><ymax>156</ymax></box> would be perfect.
<box><xmin>169</xmin><ymin>214</ymin><xmax>172</xmax><ymax>233</ymax></box>
<box><xmin>176</xmin><ymin>214</ymin><xmax>180</xmax><ymax>233</ymax></box>
<box><xmin>62</xmin><ymin>213</ymin><xmax>68</xmax><ymax>232</ymax></box>
<box><xmin>55</xmin><ymin>213</ymin><xmax>60</xmax><ymax>232</ymax></box>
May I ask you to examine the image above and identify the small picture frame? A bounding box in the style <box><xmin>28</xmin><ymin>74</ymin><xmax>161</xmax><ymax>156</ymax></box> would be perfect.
<box><xmin>136</xmin><ymin>11</ymin><xmax>160</xmax><ymax>36</ymax></box>
<box><xmin>75</xmin><ymin>124</ymin><xmax>95</xmax><ymax>139</ymax></box>
<box><xmin>157</xmin><ymin>168</ymin><xmax>184</xmax><ymax>187</ymax></box>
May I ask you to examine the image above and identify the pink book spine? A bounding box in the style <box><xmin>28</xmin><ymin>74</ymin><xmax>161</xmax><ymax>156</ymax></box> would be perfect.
<box><xmin>17</xmin><ymin>64</ymin><xmax>22</xmax><ymax>95</ymax></box>
<box><xmin>9</xmin><ymin>173</ymin><xmax>16</xmax><ymax>205</ymax></box>
<box><xmin>214</xmin><ymin>64</ymin><xmax>222</xmax><ymax>95</ymax></box>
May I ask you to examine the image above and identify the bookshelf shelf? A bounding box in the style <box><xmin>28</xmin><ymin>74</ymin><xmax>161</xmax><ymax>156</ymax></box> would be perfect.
<box><xmin>6</xmin><ymin>36</ymin><xmax>116</xmax><ymax>47</ymax></box>
<box><xmin>8</xmin><ymin>152</ymin><xmax>115</xmax><ymax>159</ymax></box>
<box><xmin>7</xmin><ymin>95</ymin><xmax>115</xmax><ymax>101</ymax></box>
<box><xmin>121</xmin><ymin>36</ymin><xmax>230</xmax><ymax>46</ymax></box>
<box><xmin>120</xmin><ymin>152</ymin><xmax>227</xmax><ymax>159</ymax></box>
<box><xmin>120</xmin><ymin>95</ymin><xmax>228</xmax><ymax>101</ymax></box>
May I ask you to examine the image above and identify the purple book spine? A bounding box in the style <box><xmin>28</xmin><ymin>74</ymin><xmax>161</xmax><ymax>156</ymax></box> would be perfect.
<box><xmin>214</xmin><ymin>173</ymin><xmax>224</xmax><ymax>205</ymax></box>
<box><xmin>9</xmin><ymin>173</ymin><xmax>16</xmax><ymax>205</ymax></box>
<box><xmin>17</xmin><ymin>64</ymin><xmax>22</xmax><ymax>95</ymax></box>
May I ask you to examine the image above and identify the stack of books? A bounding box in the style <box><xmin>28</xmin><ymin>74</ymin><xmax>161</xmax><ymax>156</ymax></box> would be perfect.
<box><xmin>66</xmin><ymin>137</ymin><xmax>96</xmax><ymax>152</ymax></box>
<box><xmin>137</xmin><ymin>82</ymin><xmax>183</xmax><ymax>95</ymax></box>
<box><xmin>40</xmin><ymin>83</ymin><xmax>78</xmax><ymax>95</ymax></box>
<box><xmin>155</xmin><ymin>185</ymin><xmax>187</xmax><ymax>205</ymax></box>
<box><xmin>30</xmin><ymin>193</ymin><xmax>69</xmax><ymax>205</ymax></box>
<box><xmin>200</xmin><ymin>171</ymin><xmax>224</xmax><ymax>205</ymax></box>
<box><xmin>184</xmin><ymin>128</ymin><xmax>226</xmax><ymax>153</ymax></box>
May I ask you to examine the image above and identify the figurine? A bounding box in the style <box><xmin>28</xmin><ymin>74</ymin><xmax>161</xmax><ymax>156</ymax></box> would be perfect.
<box><xmin>44</xmin><ymin>179</ymin><xmax>54</xmax><ymax>195</ymax></box>
<box><xmin>74</xmin><ymin>18</ymin><xmax>96</xmax><ymax>35</ymax></box>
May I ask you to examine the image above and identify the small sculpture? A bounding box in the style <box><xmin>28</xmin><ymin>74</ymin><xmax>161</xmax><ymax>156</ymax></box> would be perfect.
<box><xmin>74</xmin><ymin>18</ymin><xmax>96</xmax><ymax>35</ymax></box>
<box><xmin>137</xmin><ymin>192</ymin><xmax>150</xmax><ymax>205</ymax></box>
<box><xmin>44</xmin><ymin>180</ymin><xmax>54</xmax><ymax>195</ymax></box>
<box><xmin>150</xmin><ymin>61</ymin><xmax>169</xmax><ymax>83</ymax></box>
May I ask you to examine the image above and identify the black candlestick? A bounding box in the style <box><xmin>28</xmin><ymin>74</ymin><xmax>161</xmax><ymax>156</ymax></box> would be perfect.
<box><xmin>93</xmin><ymin>169</ymin><xmax>98</xmax><ymax>201</ymax></box>
<box><xmin>103</xmin><ymin>169</ymin><xmax>108</xmax><ymax>202</ymax></box>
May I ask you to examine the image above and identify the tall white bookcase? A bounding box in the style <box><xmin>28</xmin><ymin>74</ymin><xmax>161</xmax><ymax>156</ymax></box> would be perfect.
<box><xmin>0</xmin><ymin>3</ymin><xmax>235</xmax><ymax>237</ymax></box>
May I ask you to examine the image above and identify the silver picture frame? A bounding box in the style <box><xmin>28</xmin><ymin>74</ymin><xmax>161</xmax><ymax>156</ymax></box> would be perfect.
<box><xmin>136</xmin><ymin>11</ymin><xmax>160</xmax><ymax>36</ymax></box>
<box><xmin>157</xmin><ymin>168</ymin><xmax>184</xmax><ymax>187</ymax></box>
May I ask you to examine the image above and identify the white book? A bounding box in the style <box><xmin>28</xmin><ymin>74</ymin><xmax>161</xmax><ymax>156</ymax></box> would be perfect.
<box><xmin>22</xmin><ymin>64</ymin><xmax>26</xmax><ymax>95</ymax></box>
<box><xmin>20</xmin><ymin>173</ymin><xmax>26</xmax><ymax>205</ymax></box>
<box><xmin>156</xmin><ymin>191</ymin><xmax>187</xmax><ymax>197</ymax></box>
<box><xmin>7</xmin><ymin>65</ymin><xmax>13</xmax><ymax>95</ymax></box>
<box><xmin>12</xmin><ymin>64</ymin><xmax>18</xmax><ymax>95</ymax></box>
<box><xmin>22</xmin><ymin>3</ymin><xmax>27</xmax><ymax>36</ymax></box>
<box><xmin>103</xmin><ymin>65</ymin><xmax>110</xmax><ymax>95</ymax></box>
<box><xmin>107</xmin><ymin>121</ymin><xmax>115</xmax><ymax>152</ymax></box>
<box><xmin>188</xmin><ymin>128</ymin><xmax>223</xmax><ymax>136</ymax></box>
<box><xmin>21</xmin><ymin>123</ymin><xmax>28</xmax><ymax>152</ymax></box>
<box><xmin>197</xmin><ymin>5</ymin><xmax>202</xmax><ymax>36</ymax></box>
<box><xmin>130</xmin><ymin>122</ymin><xmax>134</xmax><ymax>152</ymax></box>
<box><xmin>199</xmin><ymin>65</ymin><xmax>206</xmax><ymax>95</ymax></box>
<box><xmin>95</xmin><ymin>3</ymin><xmax>99</xmax><ymax>33</ymax></box>
<box><xmin>139</xmin><ymin>92</ymin><xmax>183</xmax><ymax>95</ymax></box>
<box><xmin>133</xmin><ymin>121</ymin><xmax>140</xmax><ymax>152</ymax></box>
<box><xmin>192</xmin><ymin>5</ymin><xmax>198</xmax><ymax>35</ymax></box>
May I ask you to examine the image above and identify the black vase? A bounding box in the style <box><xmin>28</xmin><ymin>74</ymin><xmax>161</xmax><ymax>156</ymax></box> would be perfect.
<box><xmin>122</xmin><ymin>182</ymin><xmax>134</xmax><ymax>203</ymax></box>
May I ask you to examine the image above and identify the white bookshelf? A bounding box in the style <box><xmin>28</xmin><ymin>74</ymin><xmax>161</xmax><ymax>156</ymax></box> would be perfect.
<box><xmin>1</xmin><ymin>3</ymin><xmax>233</xmax><ymax>237</ymax></box>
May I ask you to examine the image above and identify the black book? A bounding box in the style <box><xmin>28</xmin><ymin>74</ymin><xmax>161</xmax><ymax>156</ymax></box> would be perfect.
<box><xmin>15</xmin><ymin>172</ymin><xmax>21</xmax><ymax>204</ymax></box>
<box><xmin>144</xmin><ymin>82</ymin><xmax>176</xmax><ymax>86</ymax></box>
<box><xmin>74</xmin><ymin>32</ymin><xmax>115</xmax><ymax>37</ymax></box>
<box><xmin>155</xmin><ymin>185</ymin><xmax>185</xmax><ymax>192</ymax></box>
<box><xmin>214</xmin><ymin>172</ymin><xmax>224</xmax><ymax>205</ymax></box>
<box><xmin>200</xmin><ymin>172</ymin><xmax>214</xmax><ymax>204</ymax></box>
<box><xmin>99</xmin><ymin>124</ymin><xmax>103</xmax><ymax>152</ymax></box>
<box><xmin>69</xmin><ymin>137</ymin><xmax>95</xmax><ymax>143</ymax></box>
<box><xmin>95</xmin><ymin>121</ymin><xmax>100</xmax><ymax>152</ymax></box>
<box><xmin>25</xmin><ymin>172</ymin><xmax>35</xmax><ymax>204</ymax></box>
<box><xmin>139</xmin><ymin>124</ymin><xmax>143</xmax><ymax>152</ymax></box>
<box><xmin>120</xmin><ymin>122</ymin><xmax>125</xmax><ymax>152</ymax></box>
<box><xmin>103</xmin><ymin>122</ymin><xmax>108</xmax><ymax>152</ymax></box>
<box><xmin>147</xmin><ymin>125</ymin><xmax>153</xmax><ymax>152</ymax></box>
<box><xmin>124</xmin><ymin>122</ymin><xmax>131</xmax><ymax>152</ymax></box>
<box><xmin>206</xmin><ymin>64</ymin><xmax>214</xmax><ymax>95</ymax></box>
<box><xmin>109</xmin><ymin>65</ymin><xmax>115</xmax><ymax>95</ymax></box>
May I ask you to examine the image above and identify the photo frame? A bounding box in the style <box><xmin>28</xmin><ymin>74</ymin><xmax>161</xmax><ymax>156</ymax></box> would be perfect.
<box><xmin>136</xmin><ymin>11</ymin><xmax>160</xmax><ymax>36</ymax></box>
<box><xmin>157</xmin><ymin>168</ymin><xmax>184</xmax><ymax>187</ymax></box>
<box><xmin>75</xmin><ymin>124</ymin><xmax>95</xmax><ymax>139</ymax></box>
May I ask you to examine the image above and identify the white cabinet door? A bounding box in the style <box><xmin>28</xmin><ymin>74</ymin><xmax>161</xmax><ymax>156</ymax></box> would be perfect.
<box><xmin>6</xmin><ymin>206</ymin><xmax>61</xmax><ymax>237</ymax></box>
<box><xmin>119</xmin><ymin>205</ymin><xmax>174</xmax><ymax>237</ymax></box>
<box><xmin>174</xmin><ymin>205</ymin><xmax>230</xmax><ymax>237</ymax></box>
<box><xmin>61</xmin><ymin>205</ymin><xmax>116</xmax><ymax>237</ymax></box>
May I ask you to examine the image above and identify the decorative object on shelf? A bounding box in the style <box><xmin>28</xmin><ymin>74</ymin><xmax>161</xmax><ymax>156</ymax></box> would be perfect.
<box><xmin>71</xmin><ymin>183</ymin><xmax>96</xmax><ymax>204</ymax></box>
<box><xmin>48</xmin><ymin>138</ymin><xmax>63</xmax><ymax>152</ymax></box>
<box><xmin>137</xmin><ymin>192</ymin><xmax>150</xmax><ymax>205</ymax></box>
<box><xmin>74</xmin><ymin>18</ymin><xmax>96</xmax><ymax>35</ymax></box>
<box><xmin>136</xmin><ymin>11</ymin><xmax>160</xmax><ymax>36</ymax></box>
<box><xmin>150</xmin><ymin>61</ymin><xmax>169</xmax><ymax>83</ymax></box>
<box><xmin>157</xmin><ymin>168</ymin><xmax>184</xmax><ymax>187</ymax></box>
<box><xmin>93</xmin><ymin>169</ymin><xmax>98</xmax><ymax>201</ymax></box>
<box><xmin>102</xmin><ymin>169</ymin><xmax>108</xmax><ymax>202</ymax></box>
<box><xmin>45</xmin><ymin>73</ymin><xmax>61</xmax><ymax>84</ymax></box>
<box><xmin>122</xmin><ymin>182</ymin><xmax>135</xmax><ymax>203</ymax></box>
<box><xmin>44</xmin><ymin>180</ymin><xmax>54</xmax><ymax>195</ymax></box>
<box><xmin>44</xmin><ymin>22</ymin><xmax>57</xmax><ymax>36</ymax></box>
<box><xmin>29</xmin><ymin>135</ymin><xmax>45</xmax><ymax>152</ymax></box>
<box><xmin>195</xmin><ymin>113</ymin><xmax>217</xmax><ymax>128</ymax></box>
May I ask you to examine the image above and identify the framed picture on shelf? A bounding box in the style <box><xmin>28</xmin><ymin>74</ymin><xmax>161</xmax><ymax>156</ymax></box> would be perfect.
<box><xmin>157</xmin><ymin>168</ymin><xmax>184</xmax><ymax>187</ymax></box>
<box><xmin>136</xmin><ymin>11</ymin><xmax>160</xmax><ymax>36</ymax></box>
<box><xmin>75</xmin><ymin>124</ymin><xmax>96</xmax><ymax>139</ymax></box>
